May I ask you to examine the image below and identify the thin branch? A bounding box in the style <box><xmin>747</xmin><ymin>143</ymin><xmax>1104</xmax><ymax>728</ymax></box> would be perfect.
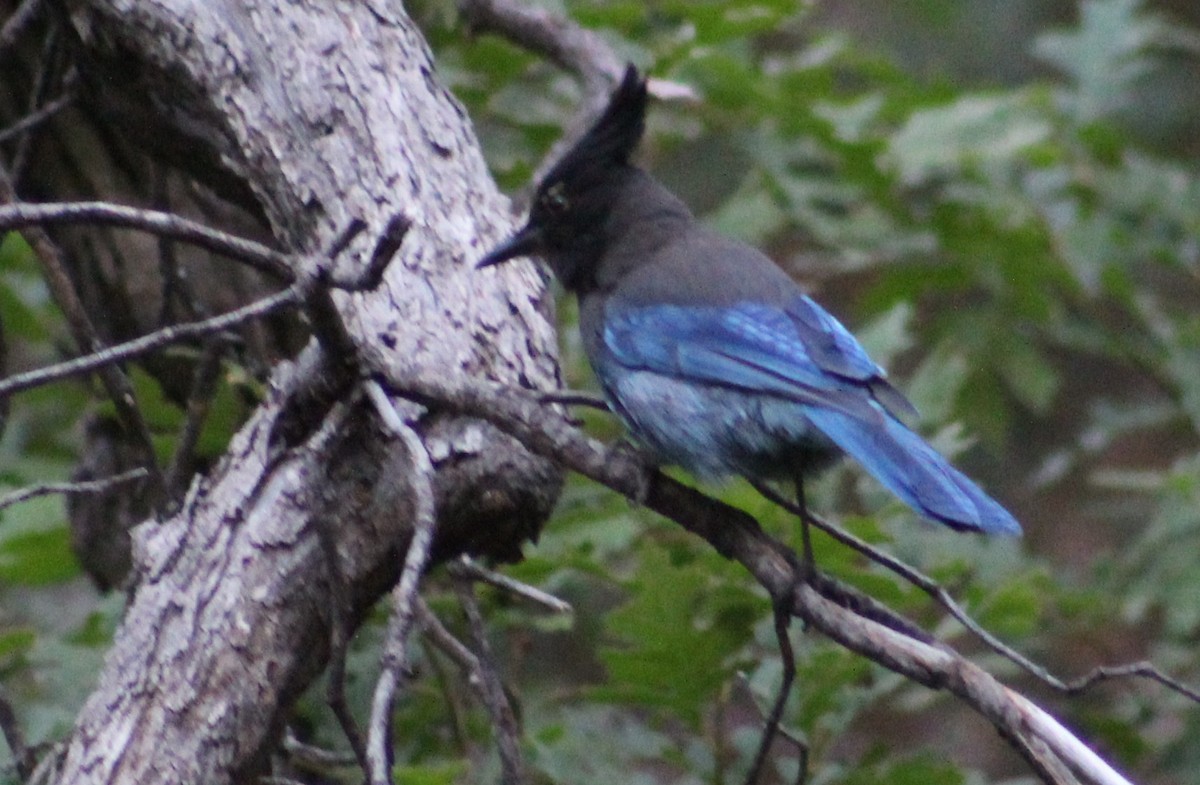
<box><xmin>0</xmin><ymin>684</ymin><xmax>34</xmax><ymax>782</ymax></box>
<box><xmin>458</xmin><ymin>0</ymin><xmax>696</xmax><ymax>104</ymax></box>
<box><xmin>0</xmin><ymin>0</ymin><xmax>43</xmax><ymax>58</ymax></box>
<box><xmin>459</xmin><ymin>0</ymin><xmax>621</xmax><ymax>99</ymax></box>
<box><xmin>323</xmin><ymin>536</ymin><xmax>369</xmax><ymax>774</ymax></box>
<box><xmin>163</xmin><ymin>341</ymin><xmax>227</xmax><ymax>501</ymax></box>
<box><xmin>419</xmin><ymin>636</ymin><xmax>475</xmax><ymax>755</ymax></box>
<box><xmin>451</xmin><ymin>559</ymin><xmax>527</xmax><ymax>785</ymax></box>
<box><xmin>751</xmin><ymin>480</ymin><xmax>1200</xmax><ymax>707</ymax></box>
<box><xmin>0</xmin><ymin>201</ymin><xmax>294</xmax><ymax>281</ymax></box>
<box><xmin>317</xmin><ymin>400</ymin><xmax>370</xmax><ymax>772</ymax></box>
<box><xmin>0</xmin><ymin>90</ymin><xmax>74</xmax><ymax>146</ymax></box>
<box><xmin>364</xmin><ymin>380</ymin><xmax>438</xmax><ymax>785</ymax></box>
<box><xmin>10</xmin><ymin>23</ymin><xmax>60</xmax><ymax>184</ymax></box>
<box><xmin>0</xmin><ymin>168</ymin><xmax>166</xmax><ymax>501</ymax></box>
<box><xmin>1007</xmin><ymin>689</ymin><xmax>1132</xmax><ymax>785</ymax></box>
<box><xmin>385</xmin><ymin>372</ymin><xmax>1135</xmax><ymax>785</ymax></box>
<box><xmin>265</xmin><ymin>216</ymin><xmax>409</xmax><ymax>458</ymax></box>
<box><xmin>459</xmin><ymin>0</ymin><xmax>696</xmax><ymax>200</ymax></box>
<box><xmin>417</xmin><ymin>598</ymin><xmax>478</xmax><ymax>669</ymax></box>
<box><xmin>0</xmin><ymin>285</ymin><xmax>300</xmax><ymax>401</ymax></box>
<box><xmin>450</xmin><ymin>556</ymin><xmax>572</xmax><ymax>614</ymax></box>
<box><xmin>326</xmin><ymin>213</ymin><xmax>412</xmax><ymax>292</ymax></box>
<box><xmin>417</xmin><ymin>599</ymin><xmax>528</xmax><ymax>783</ymax></box>
<box><xmin>1060</xmin><ymin>661</ymin><xmax>1200</xmax><ymax>703</ymax></box>
<box><xmin>0</xmin><ymin>468</ymin><xmax>147</xmax><ymax>513</ymax></box>
<box><xmin>733</xmin><ymin>673</ymin><xmax>809</xmax><ymax>785</ymax></box>
<box><xmin>281</xmin><ymin>730</ymin><xmax>359</xmax><ymax>770</ymax></box>
<box><xmin>792</xmin><ymin>580</ymin><xmax>1084</xmax><ymax>784</ymax></box>
<box><xmin>150</xmin><ymin>165</ymin><xmax>208</xmax><ymax>326</ymax></box>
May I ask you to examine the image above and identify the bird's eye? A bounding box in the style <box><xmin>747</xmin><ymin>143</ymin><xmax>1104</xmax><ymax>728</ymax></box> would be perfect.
<box><xmin>541</xmin><ymin>183</ymin><xmax>569</xmax><ymax>215</ymax></box>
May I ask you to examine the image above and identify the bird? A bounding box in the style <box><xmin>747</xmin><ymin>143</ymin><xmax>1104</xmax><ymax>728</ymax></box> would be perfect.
<box><xmin>477</xmin><ymin>65</ymin><xmax>1021</xmax><ymax>541</ymax></box>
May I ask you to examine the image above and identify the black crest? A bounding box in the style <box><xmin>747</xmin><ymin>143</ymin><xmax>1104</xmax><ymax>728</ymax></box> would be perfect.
<box><xmin>539</xmin><ymin>65</ymin><xmax>648</xmax><ymax>192</ymax></box>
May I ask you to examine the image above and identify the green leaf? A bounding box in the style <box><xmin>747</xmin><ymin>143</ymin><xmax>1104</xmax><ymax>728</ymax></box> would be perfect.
<box><xmin>886</xmin><ymin>93</ymin><xmax>1052</xmax><ymax>185</ymax></box>
<box><xmin>1034</xmin><ymin>0</ymin><xmax>1177</xmax><ymax>122</ymax></box>
<box><xmin>0</xmin><ymin>526</ymin><xmax>79</xmax><ymax>586</ymax></box>
<box><xmin>598</xmin><ymin>547</ymin><xmax>757</xmax><ymax>727</ymax></box>
<box><xmin>391</xmin><ymin>759</ymin><xmax>468</xmax><ymax>785</ymax></box>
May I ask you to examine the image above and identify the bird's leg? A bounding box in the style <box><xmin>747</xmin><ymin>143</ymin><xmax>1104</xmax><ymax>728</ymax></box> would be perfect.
<box><xmin>743</xmin><ymin>601</ymin><xmax>805</xmax><ymax>785</ymax></box>
<box><xmin>795</xmin><ymin>475</ymin><xmax>815</xmax><ymax>580</ymax></box>
<box><xmin>742</xmin><ymin>474</ymin><xmax>819</xmax><ymax>783</ymax></box>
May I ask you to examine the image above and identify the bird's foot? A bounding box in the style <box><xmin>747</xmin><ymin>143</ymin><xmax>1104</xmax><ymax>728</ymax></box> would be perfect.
<box><xmin>610</xmin><ymin>438</ymin><xmax>656</xmax><ymax>505</ymax></box>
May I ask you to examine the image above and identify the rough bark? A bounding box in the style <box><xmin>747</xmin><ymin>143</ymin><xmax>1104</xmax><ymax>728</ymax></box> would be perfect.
<box><xmin>41</xmin><ymin>1</ymin><xmax>562</xmax><ymax>783</ymax></box>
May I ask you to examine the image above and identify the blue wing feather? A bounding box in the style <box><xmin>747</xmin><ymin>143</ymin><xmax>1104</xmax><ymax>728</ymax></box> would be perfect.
<box><xmin>606</xmin><ymin>300</ymin><xmax>895</xmax><ymax>418</ymax></box>
<box><xmin>601</xmin><ymin>298</ymin><xmax>1020</xmax><ymax>535</ymax></box>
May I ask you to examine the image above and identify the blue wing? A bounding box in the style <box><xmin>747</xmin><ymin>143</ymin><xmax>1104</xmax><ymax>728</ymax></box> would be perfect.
<box><xmin>602</xmin><ymin>298</ymin><xmax>1020</xmax><ymax>535</ymax></box>
<box><xmin>605</xmin><ymin>298</ymin><xmax>909</xmax><ymax>419</ymax></box>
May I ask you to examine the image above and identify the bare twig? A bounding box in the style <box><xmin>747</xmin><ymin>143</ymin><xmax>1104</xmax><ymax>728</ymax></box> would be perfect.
<box><xmin>0</xmin><ymin>685</ymin><xmax>34</xmax><ymax>781</ymax></box>
<box><xmin>420</xmin><ymin>636</ymin><xmax>474</xmax><ymax>754</ymax></box>
<box><xmin>459</xmin><ymin>0</ymin><xmax>621</xmax><ymax>98</ymax></box>
<box><xmin>326</xmin><ymin>213</ymin><xmax>412</xmax><ymax>292</ymax></box>
<box><xmin>450</xmin><ymin>556</ymin><xmax>572</xmax><ymax>613</ymax></box>
<box><xmin>0</xmin><ymin>201</ymin><xmax>293</xmax><ymax>281</ymax></box>
<box><xmin>417</xmin><ymin>598</ymin><xmax>478</xmax><ymax>668</ymax></box>
<box><xmin>459</xmin><ymin>0</ymin><xmax>695</xmax><ymax>199</ymax></box>
<box><xmin>0</xmin><ymin>468</ymin><xmax>147</xmax><ymax>513</ymax></box>
<box><xmin>0</xmin><ymin>286</ymin><xmax>300</xmax><ymax>401</ymax></box>
<box><xmin>418</xmin><ymin>599</ymin><xmax>528</xmax><ymax>783</ymax></box>
<box><xmin>364</xmin><ymin>380</ymin><xmax>438</xmax><ymax>785</ymax></box>
<box><xmin>266</xmin><ymin>216</ymin><xmax>408</xmax><ymax>456</ymax></box>
<box><xmin>1</xmin><ymin>176</ymin><xmax>168</xmax><ymax>504</ymax></box>
<box><xmin>317</xmin><ymin>402</ymin><xmax>369</xmax><ymax>772</ymax></box>
<box><xmin>751</xmin><ymin>481</ymin><xmax>1200</xmax><ymax>706</ymax></box>
<box><xmin>733</xmin><ymin>673</ymin><xmax>809</xmax><ymax>785</ymax></box>
<box><xmin>0</xmin><ymin>89</ymin><xmax>73</xmax><ymax>146</ymax></box>
<box><xmin>458</xmin><ymin>0</ymin><xmax>695</xmax><ymax>104</ymax></box>
<box><xmin>323</xmin><ymin>539</ymin><xmax>369</xmax><ymax>774</ymax></box>
<box><xmin>150</xmin><ymin>165</ymin><xmax>208</xmax><ymax>326</ymax></box>
<box><xmin>11</xmin><ymin>23</ymin><xmax>60</xmax><ymax>184</ymax></box>
<box><xmin>281</xmin><ymin>730</ymin><xmax>359</xmax><ymax>770</ymax></box>
<box><xmin>162</xmin><ymin>341</ymin><xmax>227</xmax><ymax>500</ymax></box>
<box><xmin>1060</xmin><ymin>661</ymin><xmax>1200</xmax><ymax>703</ymax></box>
<box><xmin>0</xmin><ymin>0</ymin><xmax>43</xmax><ymax>58</ymax></box>
<box><xmin>451</xmin><ymin>559</ymin><xmax>527</xmax><ymax>785</ymax></box>
<box><xmin>743</xmin><ymin>604</ymin><xmax>800</xmax><ymax>785</ymax></box>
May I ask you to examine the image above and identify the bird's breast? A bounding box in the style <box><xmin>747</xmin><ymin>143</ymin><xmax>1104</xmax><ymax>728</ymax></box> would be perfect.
<box><xmin>595</xmin><ymin>366</ymin><xmax>841</xmax><ymax>481</ymax></box>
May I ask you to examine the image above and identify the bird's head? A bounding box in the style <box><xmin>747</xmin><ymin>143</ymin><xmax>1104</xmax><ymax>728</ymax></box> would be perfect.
<box><xmin>477</xmin><ymin>65</ymin><xmax>648</xmax><ymax>291</ymax></box>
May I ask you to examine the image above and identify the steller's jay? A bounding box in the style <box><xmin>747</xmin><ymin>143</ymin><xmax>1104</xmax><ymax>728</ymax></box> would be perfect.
<box><xmin>478</xmin><ymin>66</ymin><xmax>1021</xmax><ymax>540</ymax></box>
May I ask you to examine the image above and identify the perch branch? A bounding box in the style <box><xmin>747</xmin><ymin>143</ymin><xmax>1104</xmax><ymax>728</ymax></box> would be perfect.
<box><xmin>386</xmin><ymin>372</ymin><xmax>1134</xmax><ymax>785</ymax></box>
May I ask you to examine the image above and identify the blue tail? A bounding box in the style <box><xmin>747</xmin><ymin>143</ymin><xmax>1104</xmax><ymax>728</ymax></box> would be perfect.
<box><xmin>807</xmin><ymin>407</ymin><xmax>1021</xmax><ymax>535</ymax></box>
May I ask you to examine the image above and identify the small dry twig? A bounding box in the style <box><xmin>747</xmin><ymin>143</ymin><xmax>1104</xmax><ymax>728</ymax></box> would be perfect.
<box><xmin>450</xmin><ymin>556</ymin><xmax>571</xmax><ymax>614</ymax></box>
<box><xmin>451</xmin><ymin>558</ymin><xmax>527</xmax><ymax>784</ymax></box>
<box><xmin>0</xmin><ymin>468</ymin><xmax>148</xmax><ymax>514</ymax></box>
<box><xmin>364</xmin><ymin>381</ymin><xmax>438</xmax><ymax>785</ymax></box>
<box><xmin>0</xmin><ymin>287</ymin><xmax>300</xmax><ymax>402</ymax></box>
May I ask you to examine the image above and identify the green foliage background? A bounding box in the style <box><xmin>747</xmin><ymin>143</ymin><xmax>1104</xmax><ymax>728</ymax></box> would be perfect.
<box><xmin>4</xmin><ymin>0</ymin><xmax>1200</xmax><ymax>783</ymax></box>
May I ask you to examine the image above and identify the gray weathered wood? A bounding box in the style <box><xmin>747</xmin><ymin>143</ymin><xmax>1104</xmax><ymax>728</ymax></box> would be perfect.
<box><xmin>50</xmin><ymin>2</ymin><xmax>561</xmax><ymax>783</ymax></box>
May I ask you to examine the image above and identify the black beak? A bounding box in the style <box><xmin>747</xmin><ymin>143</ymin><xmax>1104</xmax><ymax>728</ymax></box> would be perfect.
<box><xmin>476</xmin><ymin>223</ymin><xmax>544</xmax><ymax>269</ymax></box>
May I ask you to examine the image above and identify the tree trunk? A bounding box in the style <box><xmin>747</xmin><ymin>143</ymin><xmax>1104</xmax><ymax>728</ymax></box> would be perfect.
<box><xmin>43</xmin><ymin>1</ymin><xmax>561</xmax><ymax>783</ymax></box>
